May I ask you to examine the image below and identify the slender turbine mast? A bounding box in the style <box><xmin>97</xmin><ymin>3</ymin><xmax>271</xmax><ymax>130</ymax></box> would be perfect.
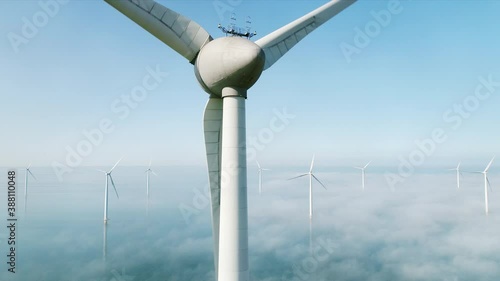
<box><xmin>103</xmin><ymin>1</ymin><xmax>357</xmax><ymax>280</ymax></box>
<box><xmin>354</xmin><ymin>161</ymin><xmax>371</xmax><ymax>191</ymax></box>
<box><xmin>473</xmin><ymin>157</ymin><xmax>494</xmax><ymax>215</ymax></box>
<box><xmin>145</xmin><ymin>160</ymin><xmax>157</xmax><ymax>199</ymax></box>
<box><xmin>256</xmin><ymin>161</ymin><xmax>270</xmax><ymax>195</ymax></box>
<box><xmin>309</xmin><ymin>218</ymin><xmax>313</xmax><ymax>255</ymax></box>
<box><xmin>288</xmin><ymin>155</ymin><xmax>327</xmax><ymax>219</ymax></box>
<box><xmin>24</xmin><ymin>163</ymin><xmax>37</xmax><ymax>213</ymax></box>
<box><xmin>103</xmin><ymin>222</ymin><xmax>108</xmax><ymax>261</ymax></box>
<box><xmin>447</xmin><ymin>162</ymin><xmax>462</xmax><ymax>189</ymax></box>
<box><xmin>98</xmin><ymin>159</ymin><xmax>121</xmax><ymax>223</ymax></box>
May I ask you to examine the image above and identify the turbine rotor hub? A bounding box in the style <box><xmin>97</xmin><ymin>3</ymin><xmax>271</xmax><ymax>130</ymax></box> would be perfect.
<box><xmin>194</xmin><ymin>37</ymin><xmax>265</xmax><ymax>97</ymax></box>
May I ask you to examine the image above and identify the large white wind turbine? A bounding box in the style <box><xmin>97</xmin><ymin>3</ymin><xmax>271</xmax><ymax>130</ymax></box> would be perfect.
<box><xmin>447</xmin><ymin>162</ymin><xmax>462</xmax><ymax>189</ymax></box>
<box><xmin>145</xmin><ymin>160</ymin><xmax>157</xmax><ymax>199</ymax></box>
<box><xmin>98</xmin><ymin>159</ymin><xmax>121</xmax><ymax>223</ymax></box>
<box><xmin>354</xmin><ymin>161</ymin><xmax>371</xmax><ymax>191</ymax></box>
<box><xmin>288</xmin><ymin>155</ymin><xmax>327</xmax><ymax>219</ymax></box>
<box><xmin>472</xmin><ymin>157</ymin><xmax>495</xmax><ymax>215</ymax></box>
<box><xmin>24</xmin><ymin>163</ymin><xmax>37</xmax><ymax>213</ymax></box>
<box><xmin>103</xmin><ymin>1</ymin><xmax>357</xmax><ymax>280</ymax></box>
<box><xmin>256</xmin><ymin>161</ymin><xmax>270</xmax><ymax>195</ymax></box>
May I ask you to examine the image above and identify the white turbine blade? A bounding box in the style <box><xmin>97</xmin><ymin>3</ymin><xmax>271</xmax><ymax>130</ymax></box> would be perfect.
<box><xmin>288</xmin><ymin>174</ymin><xmax>309</xmax><ymax>180</ymax></box>
<box><xmin>27</xmin><ymin>163</ymin><xmax>32</xmax><ymax>169</ymax></box>
<box><xmin>312</xmin><ymin>174</ymin><xmax>327</xmax><ymax>190</ymax></box>
<box><xmin>353</xmin><ymin>167</ymin><xmax>363</xmax><ymax>170</ymax></box>
<box><xmin>109</xmin><ymin>175</ymin><xmax>119</xmax><ymax>199</ymax></box>
<box><xmin>27</xmin><ymin>169</ymin><xmax>37</xmax><ymax>181</ymax></box>
<box><xmin>363</xmin><ymin>161</ymin><xmax>372</xmax><ymax>169</ymax></box>
<box><xmin>457</xmin><ymin>162</ymin><xmax>461</xmax><ymax>170</ymax></box>
<box><xmin>109</xmin><ymin>157</ymin><xmax>123</xmax><ymax>173</ymax></box>
<box><xmin>203</xmin><ymin>97</ymin><xmax>223</xmax><ymax>278</ymax></box>
<box><xmin>464</xmin><ymin>170</ymin><xmax>482</xmax><ymax>174</ymax></box>
<box><xmin>148</xmin><ymin>159</ymin><xmax>152</xmax><ymax>169</ymax></box>
<box><xmin>309</xmin><ymin>155</ymin><xmax>315</xmax><ymax>173</ymax></box>
<box><xmin>96</xmin><ymin>169</ymin><xmax>107</xmax><ymax>174</ymax></box>
<box><xmin>105</xmin><ymin>0</ymin><xmax>212</xmax><ymax>64</ymax></box>
<box><xmin>255</xmin><ymin>0</ymin><xmax>357</xmax><ymax>70</ymax></box>
<box><xmin>487</xmin><ymin>176</ymin><xmax>493</xmax><ymax>193</ymax></box>
<box><xmin>151</xmin><ymin>171</ymin><xmax>158</xmax><ymax>176</ymax></box>
<box><xmin>256</xmin><ymin>160</ymin><xmax>261</xmax><ymax>170</ymax></box>
<box><xmin>262</xmin><ymin>169</ymin><xmax>271</xmax><ymax>171</ymax></box>
<box><xmin>484</xmin><ymin>156</ymin><xmax>495</xmax><ymax>173</ymax></box>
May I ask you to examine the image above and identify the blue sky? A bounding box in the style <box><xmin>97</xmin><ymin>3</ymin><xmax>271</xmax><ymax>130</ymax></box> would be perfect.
<box><xmin>1</xmin><ymin>0</ymin><xmax>500</xmax><ymax>170</ymax></box>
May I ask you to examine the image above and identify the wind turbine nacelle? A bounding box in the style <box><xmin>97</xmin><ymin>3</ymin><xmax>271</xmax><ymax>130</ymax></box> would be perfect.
<box><xmin>194</xmin><ymin>37</ymin><xmax>265</xmax><ymax>96</ymax></box>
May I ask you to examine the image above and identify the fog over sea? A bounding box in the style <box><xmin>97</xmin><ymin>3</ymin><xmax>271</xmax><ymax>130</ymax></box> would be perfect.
<box><xmin>0</xmin><ymin>165</ymin><xmax>499</xmax><ymax>281</ymax></box>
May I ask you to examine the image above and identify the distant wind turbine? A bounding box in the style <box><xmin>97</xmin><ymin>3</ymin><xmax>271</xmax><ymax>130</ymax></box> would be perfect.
<box><xmin>288</xmin><ymin>155</ymin><xmax>327</xmax><ymax>219</ymax></box>
<box><xmin>98</xmin><ymin>159</ymin><xmax>121</xmax><ymax>223</ymax></box>
<box><xmin>256</xmin><ymin>161</ymin><xmax>270</xmax><ymax>195</ymax></box>
<box><xmin>24</xmin><ymin>163</ymin><xmax>37</xmax><ymax>213</ymax></box>
<box><xmin>447</xmin><ymin>162</ymin><xmax>462</xmax><ymax>189</ymax></box>
<box><xmin>472</xmin><ymin>157</ymin><xmax>495</xmax><ymax>215</ymax></box>
<box><xmin>354</xmin><ymin>161</ymin><xmax>371</xmax><ymax>191</ymax></box>
<box><xmin>145</xmin><ymin>160</ymin><xmax>157</xmax><ymax>199</ymax></box>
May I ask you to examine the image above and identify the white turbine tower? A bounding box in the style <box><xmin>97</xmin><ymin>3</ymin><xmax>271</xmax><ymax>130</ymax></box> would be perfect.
<box><xmin>289</xmin><ymin>155</ymin><xmax>327</xmax><ymax>219</ymax></box>
<box><xmin>98</xmin><ymin>159</ymin><xmax>121</xmax><ymax>223</ymax></box>
<box><xmin>103</xmin><ymin>1</ymin><xmax>357</xmax><ymax>280</ymax></box>
<box><xmin>145</xmin><ymin>160</ymin><xmax>157</xmax><ymax>199</ymax></box>
<box><xmin>473</xmin><ymin>157</ymin><xmax>495</xmax><ymax>215</ymax></box>
<box><xmin>447</xmin><ymin>162</ymin><xmax>462</xmax><ymax>189</ymax></box>
<box><xmin>103</xmin><ymin>223</ymin><xmax>108</xmax><ymax>261</ymax></box>
<box><xmin>354</xmin><ymin>161</ymin><xmax>371</xmax><ymax>191</ymax></box>
<box><xmin>256</xmin><ymin>161</ymin><xmax>270</xmax><ymax>195</ymax></box>
<box><xmin>24</xmin><ymin>163</ymin><xmax>37</xmax><ymax>213</ymax></box>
